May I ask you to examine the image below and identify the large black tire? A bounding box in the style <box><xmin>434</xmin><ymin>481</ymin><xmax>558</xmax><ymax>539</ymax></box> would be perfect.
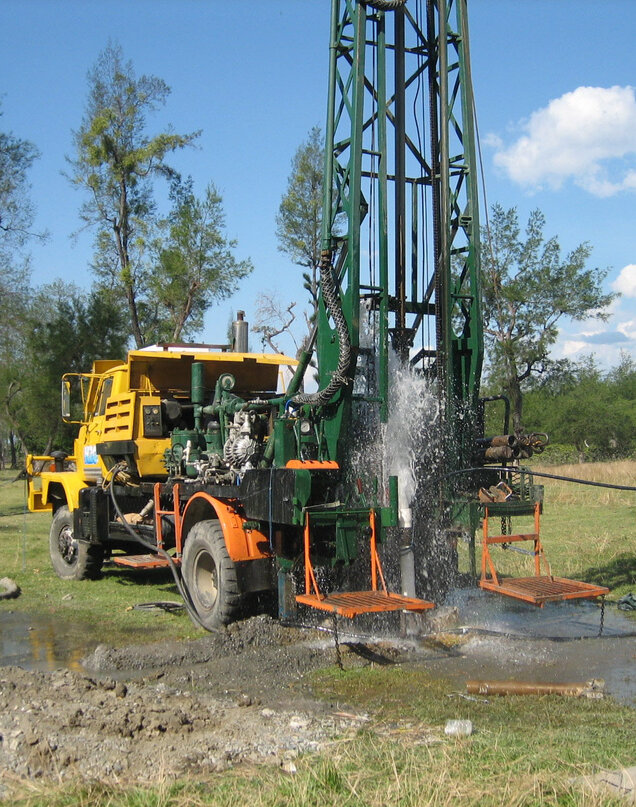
<box><xmin>181</xmin><ymin>520</ymin><xmax>240</xmax><ymax>630</ymax></box>
<box><xmin>49</xmin><ymin>505</ymin><xmax>104</xmax><ymax>581</ymax></box>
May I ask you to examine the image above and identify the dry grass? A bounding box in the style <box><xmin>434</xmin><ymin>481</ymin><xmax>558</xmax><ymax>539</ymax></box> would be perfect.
<box><xmin>534</xmin><ymin>459</ymin><xmax>636</xmax><ymax>507</ymax></box>
<box><xmin>7</xmin><ymin>738</ymin><xmax>632</xmax><ymax>807</ymax></box>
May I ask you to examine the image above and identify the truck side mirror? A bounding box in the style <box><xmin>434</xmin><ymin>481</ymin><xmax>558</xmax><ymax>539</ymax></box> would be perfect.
<box><xmin>61</xmin><ymin>380</ymin><xmax>71</xmax><ymax>420</ymax></box>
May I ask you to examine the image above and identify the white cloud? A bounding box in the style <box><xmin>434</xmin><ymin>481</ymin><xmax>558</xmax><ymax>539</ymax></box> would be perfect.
<box><xmin>554</xmin><ymin>296</ymin><xmax>636</xmax><ymax>367</ymax></box>
<box><xmin>561</xmin><ymin>340</ymin><xmax>588</xmax><ymax>357</ymax></box>
<box><xmin>580</xmin><ymin>322</ymin><xmax>607</xmax><ymax>338</ymax></box>
<box><xmin>617</xmin><ymin>318</ymin><xmax>636</xmax><ymax>340</ymax></box>
<box><xmin>491</xmin><ymin>86</ymin><xmax>636</xmax><ymax>196</ymax></box>
<box><xmin>482</xmin><ymin>132</ymin><xmax>503</xmax><ymax>150</ymax></box>
<box><xmin>612</xmin><ymin>264</ymin><xmax>636</xmax><ymax>297</ymax></box>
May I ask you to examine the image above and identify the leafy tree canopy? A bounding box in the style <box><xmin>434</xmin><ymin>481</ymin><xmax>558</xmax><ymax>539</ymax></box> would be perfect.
<box><xmin>266</xmin><ymin>126</ymin><xmax>325</xmax><ymax>352</ymax></box>
<box><xmin>68</xmin><ymin>42</ymin><xmax>199</xmax><ymax>347</ymax></box>
<box><xmin>518</xmin><ymin>353</ymin><xmax>635</xmax><ymax>461</ymax></box>
<box><xmin>147</xmin><ymin>177</ymin><xmax>252</xmax><ymax>343</ymax></box>
<box><xmin>8</xmin><ymin>284</ymin><xmax>129</xmax><ymax>455</ymax></box>
<box><xmin>0</xmin><ymin>106</ymin><xmax>40</xmax><ymax>253</ymax></box>
<box><xmin>482</xmin><ymin>204</ymin><xmax>616</xmax><ymax>432</ymax></box>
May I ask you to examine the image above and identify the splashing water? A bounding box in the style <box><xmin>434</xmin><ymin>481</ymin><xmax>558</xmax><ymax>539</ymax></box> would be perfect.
<box><xmin>347</xmin><ymin>346</ymin><xmax>457</xmax><ymax>602</ymax></box>
<box><xmin>381</xmin><ymin>355</ymin><xmax>441</xmax><ymax>526</ymax></box>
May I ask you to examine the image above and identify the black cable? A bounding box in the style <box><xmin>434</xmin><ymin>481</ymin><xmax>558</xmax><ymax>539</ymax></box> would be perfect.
<box><xmin>512</xmin><ymin>468</ymin><xmax>636</xmax><ymax>492</ymax></box>
<box><xmin>427</xmin><ymin>465</ymin><xmax>636</xmax><ymax>493</ymax></box>
<box><xmin>133</xmin><ymin>601</ymin><xmax>185</xmax><ymax>612</ymax></box>
<box><xmin>106</xmin><ymin>464</ymin><xmax>219</xmax><ymax>633</ymax></box>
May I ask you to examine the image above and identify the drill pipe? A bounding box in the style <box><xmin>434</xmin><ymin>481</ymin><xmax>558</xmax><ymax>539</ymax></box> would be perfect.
<box><xmin>472</xmin><ymin>445</ymin><xmax>516</xmax><ymax>463</ymax></box>
<box><xmin>466</xmin><ymin>679</ymin><xmax>604</xmax><ymax>698</ymax></box>
<box><xmin>474</xmin><ymin>435</ymin><xmax>516</xmax><ymax>448</ymax></box>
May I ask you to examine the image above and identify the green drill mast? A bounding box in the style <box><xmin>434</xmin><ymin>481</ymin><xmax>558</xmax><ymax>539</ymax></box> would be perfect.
<box><xmin>312</xmin><ymin>0</ymin><xmax>483</xmax><ymax>478</ymax></box>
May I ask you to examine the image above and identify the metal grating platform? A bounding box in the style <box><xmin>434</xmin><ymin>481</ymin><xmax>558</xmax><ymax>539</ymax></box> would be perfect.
<box><xmin>480</xmin><ymin>575</ymin><xmax>609</xmax><ymax>606</ymax></box>
<box><xmin>296</xmin><ymin>590</ymin><xmax>435</xmax><ymax>619</ymax></box>
<box><xmin>112</xmin><ymin>554</ymin><xmax>176</xmax><ymax>569</ymax></box>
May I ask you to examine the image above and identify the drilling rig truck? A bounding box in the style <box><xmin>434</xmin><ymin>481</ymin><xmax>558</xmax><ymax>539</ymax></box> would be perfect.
<box><xmin>26</xmin><ymin>0</ymin><xmax>608</xmax><ymax>630</ymax></box>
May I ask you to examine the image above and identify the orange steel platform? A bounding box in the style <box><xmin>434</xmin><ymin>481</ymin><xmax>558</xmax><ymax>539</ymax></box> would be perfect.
<box><xmin>113</xmin><ymin>553</ymin><xmax>176</xmax><ymax>569</ymax></box>
<box><xmin>479</xmin><ymin>502</ymin><xmax>609</xmax><ymax>606</ymax></box>
<box><xmin>296</xmin><ymin>590</ymin><xmax>434</xmax><ymax>619</ymax></box>
<box><xmin>480</xmin><ymin>575</ymin><xmax>609</xmax><ymax>606</ymax></box>
<box><xmin>296</xmin><ymin>509</ymin><xmax>434</xmax><ymax>619</ymax></box>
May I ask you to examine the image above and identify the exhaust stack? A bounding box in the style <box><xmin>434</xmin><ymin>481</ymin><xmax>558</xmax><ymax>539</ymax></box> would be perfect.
<box><xmin>232</xmin><ymin>310</ymin><xmax>249</xmax><ymax>353</ymax></box>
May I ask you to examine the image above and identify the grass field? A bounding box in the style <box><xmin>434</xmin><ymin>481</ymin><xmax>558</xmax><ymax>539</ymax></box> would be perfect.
<box><xmin>1</xmin><ymin>463</ymin><xmax>635</xmax><ymax>806</ymax></box>
<box><xmin>0</xmin><ymin>470</ymin><xmax>199</xmax><ymax>645</ymax></box>
<box><xmin>10</xmin><ymin>667</ymin><xmax>636</xmax><ymax>807</ymax></box>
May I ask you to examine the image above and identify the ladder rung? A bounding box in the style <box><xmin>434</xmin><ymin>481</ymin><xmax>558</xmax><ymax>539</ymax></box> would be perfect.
<box><xmin>485</xmin><ymin>533</ymin><xmax>538</xmax><ymax>544</ymax></box>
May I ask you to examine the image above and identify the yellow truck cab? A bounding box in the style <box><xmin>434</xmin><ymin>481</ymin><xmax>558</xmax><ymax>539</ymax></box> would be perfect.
<box><xmin>26</xmin><ymin>343</ymin><xmax>298</xmax><ymax>608</ymax></box>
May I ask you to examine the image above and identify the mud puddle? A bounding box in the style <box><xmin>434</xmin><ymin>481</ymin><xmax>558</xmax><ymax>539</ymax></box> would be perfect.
<box><xmin>0</xmin><ymin>609</ymin><xmax>97</xmax><ymax>672</ymax></box>
<box><xmin>447</xmin><ymin>587</ymin><xmax>634</xmax><ymax>639</ymax></box>
<box><xmin>423</xmin><ymin>589</ymin><xmax>636</xmax><ymax>705</ymax></box>
<box><xmin>1</xmin><ymin>593</ymin><xmax>635</xmax><ymax>788</ymax></box>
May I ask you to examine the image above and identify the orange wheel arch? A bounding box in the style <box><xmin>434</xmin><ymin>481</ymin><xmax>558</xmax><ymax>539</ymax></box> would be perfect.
<box><xmin>180</xmin><ymin>492</ymin><xmax>271</xmax><ymax>562</ymax></box>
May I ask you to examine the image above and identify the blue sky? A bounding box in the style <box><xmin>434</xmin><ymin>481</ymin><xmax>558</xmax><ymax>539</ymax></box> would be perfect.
<box><xmin>1</xmin><ymin>0</ymin><xmax>634</xmax><ymax>368</ymax></box>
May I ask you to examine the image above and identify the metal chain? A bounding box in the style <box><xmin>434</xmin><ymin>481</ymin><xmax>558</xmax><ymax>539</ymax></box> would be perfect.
<box><xmin>331</xmin><ymin>612</ymin><xmax>344</xmax><ymax>670</ymax></box>
<box><xmin>598</xmin><ymin>595</ymin><xmax>605</xmax><ymax>638</ymax></box>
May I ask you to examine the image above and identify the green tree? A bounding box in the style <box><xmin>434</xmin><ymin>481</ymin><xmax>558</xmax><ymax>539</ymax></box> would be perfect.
<box><xmin>0</xmin><ymin>104</ymin><xmax>46</xmax><ymax>252</ymax></box>
<box><xmin>68</xmin><ymin>42</ymin><xmax>199</xmax><ymax>348</ymax></box>
<box><xmin>147</xmin><ymin>177</ymin><xmax>252</xmax><ymax>343</ymax></box>
<box><xmin>0</xmin><ymin>267</ymin><xmax>30</xmax><ymax>467</ymax></box>
<box><xmin>0</xmin><ymin>106</ymin><xmax>45</xmax><ymax>465</ymax></box>
<box><xmin>521</xmin><ymin>354</ymin><xmax>636</xmax><ymax>461</ymax></box>
<box><xmin>6</xmin><ymin>284</ymin><xmax>129</xmax><ymax>455</ymax></box>
<box><xmin>275</xmin><ymin>125</ymin><xmax>324</xmax><ymax>329</ymax></box>
<box><xmin>481</xmin><ymin>204</ymin><xmax>615</xmax><ymax>433</ymax></box>
<box><xmin>607</xmin><ymin>351</ymin><xmax>636</xmax><ymax>402</ymax></box>
<box><xmin>550</xmin><ymin>360</ymin><xmax>634</xmax><ymax>461</ymax></box>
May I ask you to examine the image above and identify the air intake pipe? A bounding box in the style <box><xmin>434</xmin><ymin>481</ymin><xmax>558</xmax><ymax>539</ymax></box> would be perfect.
<box><xmin>232</xmin><ymin>310</ymin><xmax>249</xmax><ymax>353</ymax></box>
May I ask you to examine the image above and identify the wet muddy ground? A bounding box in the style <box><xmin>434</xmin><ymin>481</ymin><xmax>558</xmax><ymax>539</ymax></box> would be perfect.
<box><xmin>1</xmin><ymin>591</ymin><xmax>635</xmax><ymax>787</ymax></box>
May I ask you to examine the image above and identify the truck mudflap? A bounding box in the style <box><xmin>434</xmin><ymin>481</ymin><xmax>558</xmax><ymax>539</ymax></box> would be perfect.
<box><xmin>235</xmin><ymin>557</ymin><xmax>276</xmax><ymax>594</ymax></box>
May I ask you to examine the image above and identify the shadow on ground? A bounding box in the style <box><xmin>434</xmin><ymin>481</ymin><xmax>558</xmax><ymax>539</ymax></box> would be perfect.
<box><xmin>581</xmin><ymin>552</ymin><xmax>636</xmax><ymax>591</ymax></box>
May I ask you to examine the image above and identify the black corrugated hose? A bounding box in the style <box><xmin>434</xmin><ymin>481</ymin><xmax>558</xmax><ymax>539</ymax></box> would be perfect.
<box><xmin>363</xmin><ymin>0</ymin><xmax>407</xmax><ymax>9</ymax></box>
<box><xmin>292</xmin><ymin>250</ymin><xmax>352</xmax><ymax>407</ymax></box>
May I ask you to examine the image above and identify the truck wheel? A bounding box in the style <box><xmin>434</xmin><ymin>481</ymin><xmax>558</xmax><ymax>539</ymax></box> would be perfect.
<box><xmin>182</xmin><ymin>520</ymin><xmax>240</xmax><ymax>630</ymax></box>
<box><xmin>49</xmin><ymin>505</ymin><xmax>104</xmax><ymax>580</ymax></box>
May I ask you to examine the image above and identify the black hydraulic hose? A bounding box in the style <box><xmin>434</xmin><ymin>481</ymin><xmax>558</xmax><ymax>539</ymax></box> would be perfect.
<box><xmin>106</xmin><ymin>464</ymin><xmax>218</xmax><ymax>633</ymax></box>
<box><xmin>432</xmin><ymin>465</ymin><xmax>636</xmax><ymax>493</ymax></box>
<box><xmin>292</xmin><ymin>250</ymin><xmax>352</xmax><ymax>407</ymax></box>
<box><xmin>516</xmin><ymin>468</ymin><xmax>636</xmax><ymax>492</ymax></box>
